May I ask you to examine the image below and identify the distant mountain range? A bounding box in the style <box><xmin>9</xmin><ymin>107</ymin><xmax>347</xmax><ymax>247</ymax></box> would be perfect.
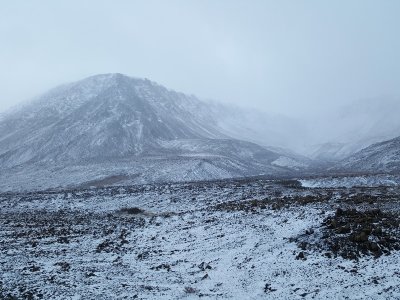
<box><xmin>0</xmin><ymin>73</ymin><xmax>311</xmax><ymax>191</ymax></box>
<box><xmin>1</xmin><ymin>73</ymin><xmax>399</xmax><ymax>191</ymax></box>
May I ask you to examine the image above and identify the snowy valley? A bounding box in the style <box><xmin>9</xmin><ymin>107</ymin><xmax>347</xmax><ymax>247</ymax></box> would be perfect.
<box><xmin>1</xmin><ymin>74</ymin><xmax>400</xmax><ymax>300</ymax></box>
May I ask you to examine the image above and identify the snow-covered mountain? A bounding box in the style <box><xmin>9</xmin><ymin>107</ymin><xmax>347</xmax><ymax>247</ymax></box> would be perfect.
<box><xmin>0</xmin><ymin>74</ymin><xmax>225</xmax><ymax>167</ymax></box>
<box><xmin>0</xmin><ymin>73</ymin><xmax>309</xmax><ymax>191</ymax></box>
<box><xmin>335</xmin><ymin>136</ymin><xmax>400</xmax><ymax>173</ymax></box>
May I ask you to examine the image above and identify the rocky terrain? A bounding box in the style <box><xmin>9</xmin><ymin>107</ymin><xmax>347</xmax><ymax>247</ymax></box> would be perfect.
<box><xmin>1</xmin><ymin>176</ymin><xmax>399</xmax><ymax>299</ymax></box>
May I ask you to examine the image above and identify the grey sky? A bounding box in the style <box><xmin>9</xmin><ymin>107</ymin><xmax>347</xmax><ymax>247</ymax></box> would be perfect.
<box><xmin>1</xmin><ymin>0</ymin><xmax>399</xmax><ymax>116</ymax></box>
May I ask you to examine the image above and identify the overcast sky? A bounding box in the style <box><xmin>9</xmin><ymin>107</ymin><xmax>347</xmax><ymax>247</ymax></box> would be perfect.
<box><xmin>1</xmin><ymin>0</ymin><xmax>399</xmax><ymax>116</ymax></box>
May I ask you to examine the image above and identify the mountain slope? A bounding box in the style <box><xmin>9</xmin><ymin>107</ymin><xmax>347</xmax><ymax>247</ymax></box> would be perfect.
<box><xmin>336</xmin><ymin>136</ymin><xmax>400</xmax><ymax>173</ymax></box>
<box><xmin>0</xmin><ymin>73</ymin><xmax>308</xmax><ymax>191</ymax></box>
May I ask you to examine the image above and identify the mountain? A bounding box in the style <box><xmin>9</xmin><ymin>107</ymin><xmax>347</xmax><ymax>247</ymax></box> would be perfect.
<box><xmin>336</xmin><ymin>136</ymin><xmax>400</xmax><ymax>173</ymax></box>
<box><xmin>0</xmin><ymin>73</ymin><xmax>225</xmax><ymax>167</ymax></box>
<box><xmin>0</xmin><ymin>73</ymin><xmax>309</xmax><ymax>191</ymax></box>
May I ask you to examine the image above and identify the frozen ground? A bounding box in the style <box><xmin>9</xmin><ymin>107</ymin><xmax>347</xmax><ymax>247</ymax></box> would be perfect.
<box><xmin>1</xmin><ymin>178</ymin><xmax>399</xmax><ymax>299</ymax></box>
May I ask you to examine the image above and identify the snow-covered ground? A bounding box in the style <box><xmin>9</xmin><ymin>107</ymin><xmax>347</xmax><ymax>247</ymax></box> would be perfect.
<box><xmin>1</xmin><ymin>179</ymin><xmax>399</xmax><ymax>299</ymax></box>
<box><xmin>300</xmin><ymin>174</ymin><xmax>400</xmax><ymax>188</ymax></box>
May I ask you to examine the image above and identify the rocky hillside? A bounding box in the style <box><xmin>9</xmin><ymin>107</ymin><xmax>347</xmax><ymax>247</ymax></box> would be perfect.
<box><xmin>336</xmin><ymin>136</ymin><xmax>400</xmax><ymax>173</ymax></box>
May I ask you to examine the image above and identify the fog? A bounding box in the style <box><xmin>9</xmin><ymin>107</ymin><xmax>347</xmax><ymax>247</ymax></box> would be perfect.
<box><xmin>1</xmin><ymin>1</ymin><xmax>400</xmax><ymax>153</ymax></box>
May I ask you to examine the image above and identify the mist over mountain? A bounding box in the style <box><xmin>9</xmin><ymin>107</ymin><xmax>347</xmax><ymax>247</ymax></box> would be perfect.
<box><xmin>208</xmin><ymin>96</ymin><xmax>400</xmax><ymax>162</ymax></box>
<box><xmin>226</xmin><ymin>96</ymin><xmax>400</xmax><ymax>161</ymax></box>
<box><xmin>208</xmin><ymin>101</ymin><xmax>310</xmax><ymax>152</ymax></box>
<box><xmin>303</xmin><ymin>97</ymin><xmax>400</xmax><ymax>160</ymax></box>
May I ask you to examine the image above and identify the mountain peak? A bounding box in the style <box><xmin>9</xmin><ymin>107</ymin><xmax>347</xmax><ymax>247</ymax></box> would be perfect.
<box><xmin>82</xmin><ymin>73</ymin><xmax>136</xmax><ymax>84</ymax></box>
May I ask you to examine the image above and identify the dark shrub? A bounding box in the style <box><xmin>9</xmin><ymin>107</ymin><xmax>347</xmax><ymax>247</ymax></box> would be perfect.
<box><xmin>119</xmin><ymin>207</ymin><xmax>144</xmax><ymax>214</ymax></box>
